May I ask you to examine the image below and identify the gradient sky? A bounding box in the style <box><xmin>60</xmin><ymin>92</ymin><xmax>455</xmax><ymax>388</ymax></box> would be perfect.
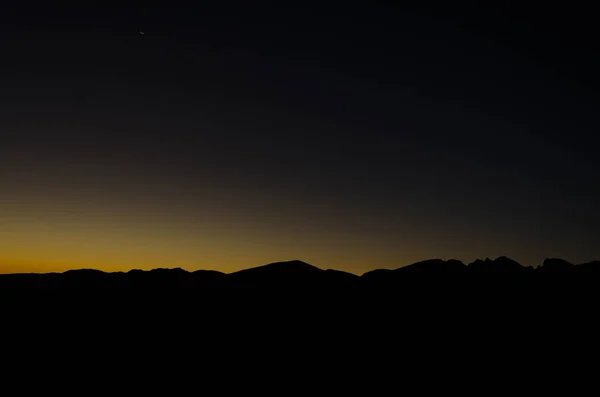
<box><xmin>1</xmin><ymin>3</ymin><xmax>599</xmax><ymax>274</ymax></box>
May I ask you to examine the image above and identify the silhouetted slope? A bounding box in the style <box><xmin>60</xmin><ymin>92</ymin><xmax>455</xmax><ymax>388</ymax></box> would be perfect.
<box><xmin>125</xmin><ymin>268</ymin><xmax>191</xmax><ymax>287</ymax></box>
<box><xmin>60</xmin><ymin>269</ymin><xmax>112</xmax><ymax>287</ymax></box>
<box><xmin>362</xmin><ymin>259</ymin><xmax>466</xmax><ymax>280</ymax></box>
<box><xmin>323</xmin><ymin>269</ymin><xmax>360</xmax><ymax>283</ymax></box>
<box><xmin>191</xmin><ymin>269</ymin><xmax>229</xmax><ymax>285</ymax></box>
<box><xmin>230</xmin><ymin>260</ymin><xmax>321</xmax><ymax>276</ymax></box>
<box><xmin>360</xmin><ymin>259</ymin><xmax>468</xmax><ymax>289</ymax></box>
<box><xmin>574</xmin><ymin>261</ymin><xmax>600</xmax><ymax>272</ymax></box>
<box><xmin>397</xmin><ymin>259</ymin><xmax>467</xmax><ymax>272</ymax></box>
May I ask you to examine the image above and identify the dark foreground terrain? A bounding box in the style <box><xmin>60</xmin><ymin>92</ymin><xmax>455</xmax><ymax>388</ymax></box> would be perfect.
<box><xmin>2</xmin><ymin>256</ymin><xmax>598</xmax><ymax>378</ymax></box>
<box><xmin>2</xmin><ymin>256</ymin><xmax>599</xmax><ymax>315</ymax></box>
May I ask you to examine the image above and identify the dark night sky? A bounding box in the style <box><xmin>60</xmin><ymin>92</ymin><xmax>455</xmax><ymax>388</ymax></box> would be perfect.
<box><xmin>1</xmin><ymin>3</ymin><xmax>599</xmax><ymax>273</ymax></box>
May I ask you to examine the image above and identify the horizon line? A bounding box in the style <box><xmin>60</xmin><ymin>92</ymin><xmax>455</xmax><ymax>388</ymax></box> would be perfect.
<box><xmin>1</xmin><ymin>256</ymin><xmax>595</xmax><ymax>276</ymax></box>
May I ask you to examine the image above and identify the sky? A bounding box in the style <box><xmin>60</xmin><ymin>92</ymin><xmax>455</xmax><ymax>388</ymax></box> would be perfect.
<box><xmin>1</xmin><ymin>3</ymin><xmax>599</xmax><ymax>274</ymax></box>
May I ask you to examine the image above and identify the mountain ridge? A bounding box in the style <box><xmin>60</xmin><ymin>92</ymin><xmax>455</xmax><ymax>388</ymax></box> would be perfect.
<box><xmin>1</xmin><ymin>257</ymin><xmax>600</xmax><ymax>289</ymax></box>
<box><xmin>3</xmin><ymin>257</ymin><xmax>600</xmax><ymax>275</ymax></box>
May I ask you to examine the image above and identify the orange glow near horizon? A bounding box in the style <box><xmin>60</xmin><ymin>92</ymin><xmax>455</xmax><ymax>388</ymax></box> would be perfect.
<box><xmin>0</xmin><ymin>169</ymin><xmax>582</xmax><ymax>275</ymax></box>
<box><xmin>0</xmin><ymin>200</ymin><xmax>452</xmax><ymax>275</ymax></box>
<box><xmin>0</xmin><ymin>186</ymin><xmax>431</xmax><ymax>274</ymax></box>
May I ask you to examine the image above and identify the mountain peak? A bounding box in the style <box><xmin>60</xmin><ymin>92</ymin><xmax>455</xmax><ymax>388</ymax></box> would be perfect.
<box><xmin>231</xmin><ymin>260</ymin><xmax>323</xmax><ymax>275</ymax></box>
<box><xmin>468</xmin><ymin>256</ymin><xmax>527</xmax><ymax>272</ymax></box>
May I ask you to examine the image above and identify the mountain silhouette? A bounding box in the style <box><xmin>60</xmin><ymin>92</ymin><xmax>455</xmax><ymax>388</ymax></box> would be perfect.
<box><xmin>398</xmin><ymin>259</ymin><xmax>467</xmax><ymax>272</ymax></box>
<box><xmin>231</xmin><ymin>260</ymin><xmax>322</xmax><ymax>276</ymax></box>
<box><xmin>228</xmin><ymin>260</ymin><xmax>357</xmax><ymax>287</ymax></box>
<box><xmin>467</xmin><ymin>256</ymin><xmax>533</xmax><ymax>272</ymax></box>
<box><xmin>2</xmin><ymin>256</ymin><xmax>600</xmax><ymax>289</ymax></box>
<box><xmin>538</xmin><ymin>258</ymin><xmax>575</xmax><ymax>272</ymax></box>
<box><xmin>573</xmin><ymin>260</ymin><xmax>600</xmax><ymax>272</ymax></box>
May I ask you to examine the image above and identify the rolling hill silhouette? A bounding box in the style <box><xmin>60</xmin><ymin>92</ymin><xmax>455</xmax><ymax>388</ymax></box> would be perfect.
<box><xmin>1</xmin><ymin>256</ymin><xmax>600</xmax><ymax>289</ymax></box>
<box><xmin>228</xmin><ymin>260</ymin><xmax>359</xmax><ymax>287</ymax></box>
